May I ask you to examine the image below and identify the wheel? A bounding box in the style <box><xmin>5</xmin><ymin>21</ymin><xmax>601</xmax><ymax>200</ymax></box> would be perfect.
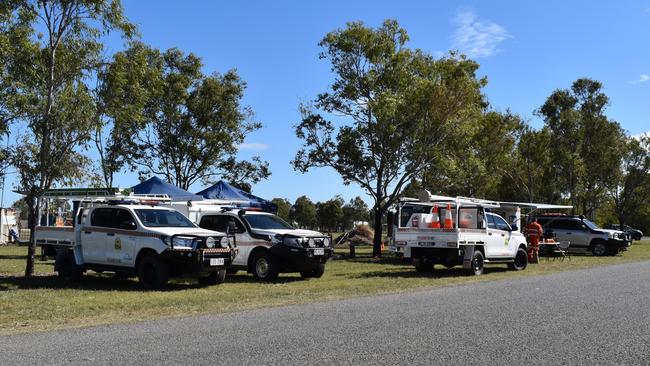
<box><xmin>414</xmin><ymin>258</ymin><xmax>434</xmax><ymax>273</ymax></box>
<box><xmin>591</xmin><ymin>240</ymin><xmax>608</xmax><ymax>256</ymax></box>
<box><xmin>508</xmin><ymin>248</ymin><xmax>528</xmax><ymax>271</ymax></box>
<box><xmin>137</xmin><ymin>253</ymin><xmax>169</xmax><ymax>289</ymax></box>
<box><xmin>469</xmin><ymin>250</ymin><xmax>484</xmax><ymax>276</ymax></box>
<box><xmin>55</xmin><ymin>250</ymin><xmax>83</xmax><ymax>281</ymax></box>
<box><xmin>198</xmin><ymin>269</ymin><xmax>227</xmax><ymax>285</ymax></box>
<box><xmin>251</xmin><ymin>251</ymin><xmax>278</xmax><ymax>280</ymax></box>
<box><xmin>300</xmin><ymin>264</ymin><xmax>325</xmax><ymax>278</ymax></box>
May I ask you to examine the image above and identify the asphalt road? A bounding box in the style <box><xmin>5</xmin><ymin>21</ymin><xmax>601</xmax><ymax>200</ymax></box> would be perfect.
<box><xmin>2</xmin><ymin>261</ymin><xmax>650</xmax><ymax>366</ymax></box>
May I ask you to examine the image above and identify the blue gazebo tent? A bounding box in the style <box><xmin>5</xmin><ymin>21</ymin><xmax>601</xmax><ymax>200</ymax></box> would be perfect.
<box><xmin>131</xmin><ymin>177</ymin><xmax>204</xmax><ymax>201</ymax></box>
<box><xmin>196</xmin><ymin>181</ymin><xmax>277</xmax><ymax>213</ymax></box>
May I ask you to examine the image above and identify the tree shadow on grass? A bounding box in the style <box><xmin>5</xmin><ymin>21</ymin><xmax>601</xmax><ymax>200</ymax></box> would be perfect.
<box><xmin>0</xmin><ymin>254</ymin><xmax>35</xmax><ymax>260</ymax></box>
<box><xmin>333</xmin><ymin>254</ymin><xmax>409</xmax><ymax>266</ymax></box>
<box><xmin>224</xmin><ymin>272</ymin><xmax>306</xmax><ymax>284</ymax></box>
<box><xmin>345</xmin><ymin>266</ymin><xmax>510</xmax><ymax>280</ymax></box>
<box><xmin>0</xmin><ymin>273</ymin><xmax>205</xmax><ymax>292</ymax></box>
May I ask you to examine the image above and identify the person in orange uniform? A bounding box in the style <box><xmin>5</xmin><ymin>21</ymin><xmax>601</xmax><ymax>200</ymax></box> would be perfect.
<box><xmin>525</xmin><ymin>217</ymin><xmax>543</xmax><ymax>263</ymax></box>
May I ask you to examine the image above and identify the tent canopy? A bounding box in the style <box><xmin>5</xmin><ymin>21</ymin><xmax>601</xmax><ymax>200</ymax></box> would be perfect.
<box><xmin>131</xmin><ymin>177</ymin><xmax>203</xmax><ymax>201</ymax></box>
<box><xmin>196</xmin><ymin>181</ymin><xmax>277</xmax><ymax>213</ymax></box>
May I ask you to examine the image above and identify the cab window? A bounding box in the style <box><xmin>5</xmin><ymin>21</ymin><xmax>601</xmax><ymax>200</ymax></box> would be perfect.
<box><xmin>91</xmin><ymin>208</ymin><xmax>115</xmax><ymax>227</ymax></box>
<box><xmin>200</xmin><ymin>215</ymin><xmax>245</xmax><ymax>233</ymax></box>
<box><xmin>114</xmin><ymin>209</ymin><xmax>137</xmax><ymax>230</ymax></box>
<box><xmin>492</xmin><ymin>215</ymin><xmax>511</xmax><ymax>231</ymax></box>
<box><xmin>487</xmin><ymin>214</ymin><xmax>497</xmax><ymax>229</ymax></box>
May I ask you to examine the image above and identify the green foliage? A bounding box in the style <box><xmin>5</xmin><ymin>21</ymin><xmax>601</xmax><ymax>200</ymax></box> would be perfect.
<box><xmin>293</xmin><ymin>20</ymin><xmax>486</xmax><ymax>255</ymax></box>
<box><xmin>291</xmin><ymin>195</ymin><xmax>317</xmax><ymax>229</ymax></box>
<box><xmin>3</xmin><ymin>0</ymin><xmax>135</xmax><ymax>276</ymax></box>
<box><xmin>113</xmin><ymin>46</ymin><xmax>269</xmax><ymax>190</ymax></box>
<box><xmin>271</xmin><ymin>198</ymin><xmax>292</xmax><ymax>222</ymax></box>
<box><xmin>341</xmin><ymin>196</ymin><xmax>370</xmax><ymax>230</ymax></box>
<box><xmin>316</xmin><ymin>196</ymin><xmax>344</xmax><ymax>232</ymax></box>
<box><xmin>608</xmin><ymin>136</ymin><xmax>650</xmax><ymax>229</ymax></box>
<box><xmin>537</xmin><ymin>78</ymin><xmax>626</xmax><ymax>216</ymax></box>
<box><xmin>421</xmin><ymin>110</ymin><xmax>524</xmax><ymax>199</ymax></box>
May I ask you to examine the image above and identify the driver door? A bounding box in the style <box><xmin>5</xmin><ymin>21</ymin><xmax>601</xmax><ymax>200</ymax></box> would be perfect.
<box><xmin>106</xmin><ymin>209</ymin><xmax>137</xmax><ymax>267</ymax></box>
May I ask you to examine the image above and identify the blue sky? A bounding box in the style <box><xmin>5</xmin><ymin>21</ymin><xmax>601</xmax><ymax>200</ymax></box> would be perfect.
<box><xmin>3</xmin><ymin>0</ymin><xmax>650</xmax><ymax>207</ymax></box>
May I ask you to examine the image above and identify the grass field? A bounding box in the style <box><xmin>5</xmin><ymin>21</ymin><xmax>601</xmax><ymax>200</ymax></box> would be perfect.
<box><xmin>1</xmin><ymin>240</ymin><xmax>649</xmax><ymax>336</ymax></box>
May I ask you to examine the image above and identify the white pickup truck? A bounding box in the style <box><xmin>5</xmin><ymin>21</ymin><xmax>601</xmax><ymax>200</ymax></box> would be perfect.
<box><xmin>35</xmin><ymin>201</ymin><xmax>237</xmax><ymax>288</ymax></box>
<box><xmin>389</xmin><ymin>194</ymin><xmax>530</xmax><ymax>275</ymax></box>
<box><xmin>172</xmin><ymin>201</ymin><xmax>333</xmax><ymax>280</ymax></box>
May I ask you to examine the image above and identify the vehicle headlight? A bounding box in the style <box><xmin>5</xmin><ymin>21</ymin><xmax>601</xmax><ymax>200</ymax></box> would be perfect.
<box><xmin>173</xmin><ymin>237</ymin><xmax>194</xmax><ymax>248</ymax></box>
<box><xmin>307</xmin><ymin>238</ymin><xmax>315</xmax><ymax>247</ymax></box>
<box><xmin>220</xmin><ymin>236</ymin><xmax>230</xmax><ymax>248</ymax></box>
<box><xmin>323</xmin><ymin>238</ymin><xmax>331</xmax><ymax>247</ymax></box>
<box><xmin>205</xmin><ymin>237</ymin><xmax>215</xmax><ymax>248</ymax></box>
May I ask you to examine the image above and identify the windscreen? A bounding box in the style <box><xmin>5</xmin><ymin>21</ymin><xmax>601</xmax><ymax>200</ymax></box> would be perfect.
<box><xmin>583</xmin><ymin>219</ymin><xmax>600</xmax><ymax>230</ymax></box>
<box><xmin>135</xmin><ymin>209</ymin><xmax>196</xmax><ymax>228</ymax></box>
<box><xmin>244</xmin><ymin>214</ymin><xmax>294</xmax><ymax>230</ymax></box>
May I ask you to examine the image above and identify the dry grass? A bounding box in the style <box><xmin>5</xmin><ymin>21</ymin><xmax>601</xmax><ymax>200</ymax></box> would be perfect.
<box><xmin>0</xmin><ymin>240</ymin><xmax>648</xmax><ymax>336</ymax></box>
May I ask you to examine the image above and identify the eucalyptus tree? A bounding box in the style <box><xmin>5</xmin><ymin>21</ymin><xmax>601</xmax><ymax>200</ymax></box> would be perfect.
<box><xmin>293</xmin><ymin>20</ymin><xmax>486</xmax><ymax>256</ymax></box>
<box><xmin>538</xmin><ymin>78</ymin><xmax>626</xmax><ymax>217</ymax></box>
<box><xmin>118</xmin><ymin>47</ymin><xmax>269</xmax><ymax>190</ymax></box>
<box><xmin>4</xmin><ymin>0</ymin><xmax>134</xmax><ymax>276</ymax></box>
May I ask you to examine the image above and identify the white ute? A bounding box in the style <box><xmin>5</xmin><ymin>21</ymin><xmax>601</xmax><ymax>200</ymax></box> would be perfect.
<box><xmin>34</xmin><ymin>193</ymin><xmax>237</xmax><ymax>288</ymax></box>
<box><xmin>172</xmin><ymin>200</ymin><xmax>334</xmax><ymax>280</ymax></box>
<box><xmin>390</xmin><ymin>192</ymin><xmax>533</xmax><ymax>275</ymax></box>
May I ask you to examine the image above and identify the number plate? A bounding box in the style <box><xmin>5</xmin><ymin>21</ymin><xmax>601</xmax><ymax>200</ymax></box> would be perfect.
<box><xmin>313</xmin><ymin>248</ymin><xmax>325</xmax><ymax>256</ymax></box>
<box><xmin>418</xmin><ymin>242</ymin><xmax>435</xmax><ymax>247</ymax></box>
<box><xmin>209</xmin><ymin>258</ymin><xmax>225</xmax><ymax>266</ymax></box>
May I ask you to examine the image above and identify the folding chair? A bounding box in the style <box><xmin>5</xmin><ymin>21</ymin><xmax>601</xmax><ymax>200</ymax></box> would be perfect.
<box><xmin>548</xmin><ymin>240</ymin><xmax>570</xmax><ymax>261</ymax></box>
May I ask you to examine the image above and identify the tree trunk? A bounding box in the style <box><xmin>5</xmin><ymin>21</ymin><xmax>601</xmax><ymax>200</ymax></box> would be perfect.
<box><xmin>24</xmin><ymin>198</ymin><xmax>38</xmax><ymax>277</ymax></box>
<box><xmin>372</xmin><ymin>207</ymin><xmax>383</xmax><ymax>257</ymax></box>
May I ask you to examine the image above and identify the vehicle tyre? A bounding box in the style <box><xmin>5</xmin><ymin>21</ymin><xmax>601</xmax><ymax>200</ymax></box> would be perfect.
<box><xmin>414</xmin><ymin>258</ymin><xmax>434</xmax><ymax>273</ymax></box>
<box><xmin>508</xmin><ymin>248</ymin><xmax>528</xmax><ymax>271</ymax></box>
<box><xmin>137</xmin><ymin>253</ymin><xmax>169</xmax><ymax>289</ymax></box>
<box><xmin>591</xmin><ymin>240</ymin><xmax>608</xmax><ymax>257</ymax></box>
<box><xmin>301</xmin><ymin>264</ymin><xmax>325</xmax><ymax>278</ymax></box>
<box><xmin>469</xmin><ymin>250</ymin><xmax>484</xmax><ymax>276</ymax></box>
<box><xmin>198</xmin><ymin>269</ymin><xmax>227</xmax><ymax>285</ymax></box>
<box><xmin>55</xmin><ymin>250</ymin><xmax>83</xmax><ymax>281</ymax></box>
<box><xmin>251</xmin><ymin>252</ymin><xmax>279</xmax><ymax>280</ymax></box>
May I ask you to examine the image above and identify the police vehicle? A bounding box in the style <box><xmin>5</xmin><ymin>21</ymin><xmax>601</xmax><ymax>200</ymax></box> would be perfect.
<box><xmin>34</xmin><ymin>190</ymin><xmax>237</xmax><ymax>288</ymax></box>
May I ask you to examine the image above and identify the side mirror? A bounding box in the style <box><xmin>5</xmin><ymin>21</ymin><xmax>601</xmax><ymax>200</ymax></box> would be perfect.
<box><xmin>227</xmin><ymin>221</ymin><xmax>237</xmax><ymax>234</ymax></box>
<box><xmin>511</xmin><ymin>225</ymin><xmax>518</xmax><ymax>232</ymax></box>
<box><xmin>120</xmin><ymin>221</ymin><xmax>136</xmax><ymax>230</ymax></box>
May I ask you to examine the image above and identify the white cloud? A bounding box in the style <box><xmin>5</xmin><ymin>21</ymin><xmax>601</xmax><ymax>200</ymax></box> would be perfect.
<box><xmin>631</xmin><ymin>131</ymin><xmax>649</xmax><ymax>141</ymax></box>
<box><xmin>238</xmin><ymin>142</ymin><xmax>269</xmax><ymax>150</ymax></box>
<box><xmin>451</xmin><ymin>8</ymin><xmax>511</xmax><ymax>58</ymax></box>
<box><xmin>630</xmin><ymin>74</ymin><xmax>650</xmax><ymax>84</ymax></box>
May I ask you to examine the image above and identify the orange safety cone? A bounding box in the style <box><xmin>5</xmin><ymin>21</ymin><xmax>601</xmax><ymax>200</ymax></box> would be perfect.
<box><xmin>430</xmin><ymin>205</ymin><xmax>441</xmax><ymax>229</ymax></box>
<box><xmin>443</xmin><ymin>203</ymin><xmax>454</xmax><ymax>229</ymax></box>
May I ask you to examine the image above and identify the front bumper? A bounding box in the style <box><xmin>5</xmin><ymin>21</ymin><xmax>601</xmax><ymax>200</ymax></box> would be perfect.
<box><xmin>162</xmin><ymin>248</ymin><xmax>238</xmax><ymax>276</ymax></box>
<box><xmin>269</xmin><ymin>244</ymin><xmax>333</xmax><ymax>272</ymax></box>
<box><xmin>607</xmin><ymin>238</ymin><xmax>630</xmax><ymax>251</ymax></box>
